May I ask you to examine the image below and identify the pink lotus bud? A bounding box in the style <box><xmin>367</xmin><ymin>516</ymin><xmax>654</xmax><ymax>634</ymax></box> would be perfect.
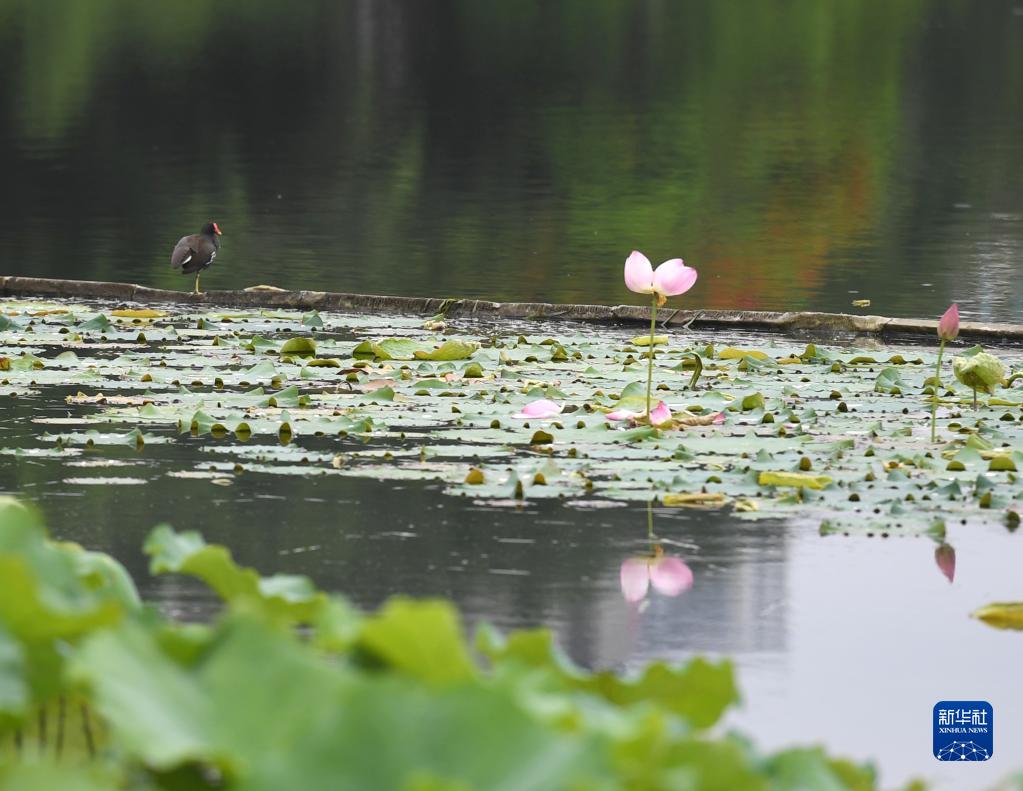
<box><xmin>938</xmin><ymin>304</ymin><xmax>959</xmax><ymax>342</ymax></box>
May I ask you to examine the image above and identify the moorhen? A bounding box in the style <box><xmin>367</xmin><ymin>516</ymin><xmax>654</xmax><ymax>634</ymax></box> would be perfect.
<box><xmin>171</xmin><ymin>221</ymin><xmax>222</xmax><ymax>294</ymax></box>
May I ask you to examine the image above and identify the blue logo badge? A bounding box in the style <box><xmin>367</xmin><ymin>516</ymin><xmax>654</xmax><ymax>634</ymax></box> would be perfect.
<box><xmin>933</xmin><ymin>701</ymin><xmax>993</xmax><ymax>761</ymax></box>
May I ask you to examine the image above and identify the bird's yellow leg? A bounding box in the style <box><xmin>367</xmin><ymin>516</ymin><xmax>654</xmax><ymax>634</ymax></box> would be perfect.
<box><xmin>193</xmin><ymin>273</ymin><xmax>201</xmax><ymax>295</ymax></box>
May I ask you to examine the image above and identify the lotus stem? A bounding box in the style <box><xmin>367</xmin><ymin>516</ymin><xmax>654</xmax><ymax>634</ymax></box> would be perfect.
<box><xmin>930</xmin><ymin>338</ymin><xmax>945</xmax><ymax>443</ymax></box>
<box><xmin>646</xmin><ymin>293</ymin><xmax>657</xmax><ymax>419</ymax></box>
<box><xmin>681</xmin><ymin>351</ymin><xmax>703</xmax><ymax>390</ymax></box>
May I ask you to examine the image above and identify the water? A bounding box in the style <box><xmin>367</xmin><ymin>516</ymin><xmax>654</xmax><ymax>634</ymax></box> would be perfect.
<box><xmin>1</xmin><ymin>1</ymin><xmax>1023</xmax><ymax>321</ymax></box>
<box><xmin>8</xmin><ymin>427</ymin><xmax>1023</xmax><ymax>789</ymax></box>
<box><xmin>2</xmin><ymin>309</ymin><xmax>1022</xmax><ymax>789</ymax></box>
<box><xmin>3</xmin><ymin>3</ymin><xmax>1023</xmax><ymax>786</ymax></box>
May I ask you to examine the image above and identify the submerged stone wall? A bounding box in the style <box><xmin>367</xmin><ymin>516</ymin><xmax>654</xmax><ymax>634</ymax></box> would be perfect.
<box><xmin>3</xmin><ymin>275</ymin><xmax>1023</xmax><ymax>343</ymax></box>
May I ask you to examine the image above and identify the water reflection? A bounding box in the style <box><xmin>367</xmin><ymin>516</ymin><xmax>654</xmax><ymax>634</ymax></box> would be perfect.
<box><xmin>1</xmin><ymin>1</ymin><xmax>1023</xmax><ymax>320</ymax></box>
<box><xmin>0</xmin><ymin>415</ymin><xmax>787</xmax><ymax>667</ymax></box>
<box><xmin>619</xmin><ymin>502</ymin><xmax>694</xmax><ymax>605</ymax></box>
<box><xmin>619</xmin><ymin>550</ymin><xmax>693</xmax><ymax>605</ymax></box>
<box><xmin>934</xmin><ymin>542</ymin><xmax>956</xmax><ymax>583</ymax></box>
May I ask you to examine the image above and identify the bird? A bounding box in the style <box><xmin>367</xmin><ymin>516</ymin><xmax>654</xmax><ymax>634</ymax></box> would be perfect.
<box><xmin>171</xmin><ymin>221</ymin><xmax>222</xmax><ymax>294</ymax></box>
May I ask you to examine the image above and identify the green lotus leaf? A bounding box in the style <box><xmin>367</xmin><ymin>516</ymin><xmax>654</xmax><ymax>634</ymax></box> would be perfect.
<box><xmin>144</xmin><ymin>525</ymin><xmax>330</xmax><ymax>625</ymax></box>
<box><xmin>758</xmin><ymin>471</ymin><xmax>833</xmax><ymax>489</ymax></box>
<box><xmin>413</xmin><ymin>340</ymin><xmax>479</xmax><ymax>361</ymax></box>
<box><xmin>953</xmin><ymin>352</ymin><xmax>1006</xmax><ymax>394</ymax></box>
<box><xmin>972</xmin><ymin>602</ymin><xmax>1023</xmax><ymax>631</ymax></box>
<box><xmin>279</xmin><ymin>337</ymin><xmax>317</xmax><ymax>358</ymax></box>
<box><xmin>873</xmin><ymin>367</ymin><xmax>904</xmax><ymax>394</ymax></box>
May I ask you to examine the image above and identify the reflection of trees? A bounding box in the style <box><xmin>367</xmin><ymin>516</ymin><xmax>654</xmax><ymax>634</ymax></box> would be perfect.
<box><xmin>0</xmin><ymin>1</ymin><xmax>1020</xmax><ymax>313</ymax></box>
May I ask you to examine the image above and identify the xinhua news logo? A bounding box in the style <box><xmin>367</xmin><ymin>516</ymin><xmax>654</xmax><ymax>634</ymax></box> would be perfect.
<box><xmin>933</xmin><ymin>701</ymin><xmax>993</xmax><ymax>761</ymax></box>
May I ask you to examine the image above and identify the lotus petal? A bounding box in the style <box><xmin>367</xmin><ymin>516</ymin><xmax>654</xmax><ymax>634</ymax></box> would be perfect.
<box><xmin>624</xmin><ymin>251</ymin><xmax>655</xmax><ymax>294</ymax></box>
<box><xmin>620</xmin><ymin>558</ymin><xmax>650</xmax><ymax>602</ymax></box>
<box><xmin>938</xmin><ymin>303</ymin><xmax>960</xmax><ymax>342</ymax></box>
<box><xmin>512</xmin><ymin>399</ymin><xmax>564</xmax><ymax>419</ymax></box>
<box><xmin>652</xmin><ymin>259</ymin><xmax>698</xmax><ymax>297</ymax></box>
<box><xmin>605</xmin><ymin>408</ymin><xmax>642</xmax><ymax>422</ymax></box>
<box><xmin>649</xmin><ymin>556</ymin><xmax>694</xmax><ymax>596</ymax></box>
<box><xmin>649</xmin><ymin>401</ymin><xmax>672</xmax><ymax>426</ymax></box>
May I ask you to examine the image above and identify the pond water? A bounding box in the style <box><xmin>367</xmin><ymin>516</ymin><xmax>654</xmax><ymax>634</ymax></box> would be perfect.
<box><xmin>3</xmin><ymin>2</ymin><xmax>1023</xmax><ymax>786</ymax></box>
<box><xmin>2</xmin><ymin>1</ymin><xmax>1023</xmax><ymax>321</ymax></box>
<box><xmin>1</xmin><ymin>297</ymin><xmax>1021</xmax><ymax>789</ymax></box>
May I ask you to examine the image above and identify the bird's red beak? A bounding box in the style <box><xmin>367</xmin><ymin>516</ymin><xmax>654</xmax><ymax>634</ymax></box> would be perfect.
<box><xmin>213</xmin><ymin>222</ymin><xmax>222</xmax><ymax>235</ymax></box>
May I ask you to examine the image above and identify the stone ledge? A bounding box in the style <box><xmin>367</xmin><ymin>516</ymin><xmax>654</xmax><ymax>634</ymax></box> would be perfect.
<box><xmin>3</xmin><ymin>275</ymin><xmax>1023</xmax><ymax>342</ymax></box>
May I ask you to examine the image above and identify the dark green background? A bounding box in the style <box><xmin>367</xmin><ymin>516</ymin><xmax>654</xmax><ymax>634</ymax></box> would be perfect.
<box><xmin>1</xmin><ymin>1</ymin><xmax>1021</xmax><ymax>317</ymax></box>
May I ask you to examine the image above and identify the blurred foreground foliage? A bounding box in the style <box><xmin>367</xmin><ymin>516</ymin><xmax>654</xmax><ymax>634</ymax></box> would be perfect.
<box><xmin>0</xmin><ymin>496</ymin><xmax>950</xmax><ymax>790</ymax></box>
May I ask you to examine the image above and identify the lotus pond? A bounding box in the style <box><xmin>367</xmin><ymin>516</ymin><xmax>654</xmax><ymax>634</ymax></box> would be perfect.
<box><xmin>1</xmin><ymin>297</ymin><xmax>1022</xmax><ymax>789</ymax></box>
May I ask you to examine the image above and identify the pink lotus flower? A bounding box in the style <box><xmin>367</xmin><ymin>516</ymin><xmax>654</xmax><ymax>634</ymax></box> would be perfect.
<box><xmin>606</xmin><ymin>400</ymin><xmax>672</xmax><ymax>426</ymax></box>
<box><xmin>620</xmin><ymin>554</ymin><xmax>694</xmax><ymax>603</ymax></box>
<box><xmin>624</xmin><ymin>251</ymin><xmax>698</xmax><ymax>307</ymax></box>
<box><xmin>935</xmin><ymin>543</ymin><xmax>955</xmax><ymax>583</ymax></box>
<box><xmin>512</xmin><ymin>399</ymin><xmax>563</xmax><ymax>419</ymax></box>
<box><xmin>938</xmin><ymin>304</ymin><xmax>959</xmax><ymax>342</ymax></box>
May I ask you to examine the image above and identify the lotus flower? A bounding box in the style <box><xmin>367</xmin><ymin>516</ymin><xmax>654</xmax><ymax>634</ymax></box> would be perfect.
<box><xmin>935</xmin><ymin>543</ymin><xmax>956</xmax><ymax>583</ymax></box>
<box><xmin>624</xmin><ymin>250</ymin><xmax>698</xmax><ymax>422</ymax></box>
<box><xmin>938</xmin><ymin>304</ymin><xmax>959</xmax><ymax>342</ymax></box>
<box><xmin>620</xmin><ymin>554</ymin><xmax>694</xmax><ymax>603</ymax></box>
<box><xmin>512</xmin><ymin>399</ymin><xmax>563</xmax><ymax>419</ymax></box>
<box><xmin>624</xmin><ymin>252</ymin><xmax>698</xmax><ymax>307</ymax></box>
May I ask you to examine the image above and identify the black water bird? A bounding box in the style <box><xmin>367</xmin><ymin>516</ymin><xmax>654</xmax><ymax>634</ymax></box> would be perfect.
<box><xmin>171</xmin><ymin>221</ymin><xmax>222</xmax><ymax>294</ymax></box>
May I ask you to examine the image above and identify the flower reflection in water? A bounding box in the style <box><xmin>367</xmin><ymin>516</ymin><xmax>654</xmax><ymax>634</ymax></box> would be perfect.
<box><xmin>935</xmin><ymin>543</ymin><xmax>956</xmax><ymax>583</ymax></box>
<box><xmin>620</xmin><ymin>501</ymin><xmax>694</xmax><ymax>605</ymax></box>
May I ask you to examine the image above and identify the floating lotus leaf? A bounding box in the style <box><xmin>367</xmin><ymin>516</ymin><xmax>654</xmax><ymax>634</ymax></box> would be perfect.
<box><xmin>758</xmin><ymin>471</ymin><xmax>833</xmax><ymax>489</ymax></box>
<box><xmin>279</xmin><ymin>337</ymin><xmax>317</xmax><ymax>358</ymax></box>
<box><xmin>3</xmin><ymin>297</ymin><xmax>1023</xmax><ymax>542</ymax></box>
<box><xmin>972</xmin><ymin>602</ymin><xmax>1023</xmax><ymax>631</ymax></box>
<box><xmin>110</xmin><ymin>309</ymin><xmax>166</xmax><ymax>319</ymax></box>
<box><xmin>413</xmin><ymin>340</ymin><xmax>479</xmax><ymax>361</ymax></box>
<box><xmin>719</xmin><ymin>347</ymin><xmax>769</xmax><ymax>360</ymax></box>
<box><xmin>629</xmin><ymin>334</ymin><xmax>668</xmax><ymax>347</ymax></box>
